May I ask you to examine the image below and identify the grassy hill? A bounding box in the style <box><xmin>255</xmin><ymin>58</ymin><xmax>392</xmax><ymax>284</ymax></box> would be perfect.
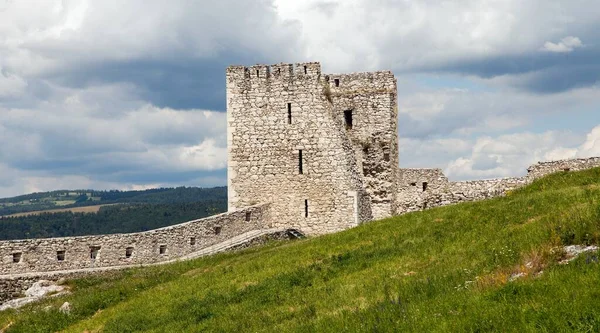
<box><xmin>2</xmin><ymin>169</ymin><xmax>600</xmax><ymax>332</ymax></box>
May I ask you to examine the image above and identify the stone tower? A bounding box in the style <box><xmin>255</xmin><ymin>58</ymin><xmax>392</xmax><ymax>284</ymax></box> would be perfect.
<box><xmin>226</xmin><ymin>62</ymin><xmax>398</xmax><ymax>235</ymax></box>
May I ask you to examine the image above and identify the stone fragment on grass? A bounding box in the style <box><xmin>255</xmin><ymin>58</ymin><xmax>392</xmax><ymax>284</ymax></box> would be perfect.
<box><xmin>560</xmin><ymin>245</ymin><xmax>599</xmax><ymax>264</ymax></box>
<box><xmin>59</xmin><ymin>302</ymin><xmax>71</xmax><ymax>314</ymax></box>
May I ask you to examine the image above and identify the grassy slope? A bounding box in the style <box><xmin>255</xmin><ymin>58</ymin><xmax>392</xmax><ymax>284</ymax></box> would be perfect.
<box><xmin>3</xmin><ymin>169</ymin><xmax>600</xmax><ymax>332</ymax></box>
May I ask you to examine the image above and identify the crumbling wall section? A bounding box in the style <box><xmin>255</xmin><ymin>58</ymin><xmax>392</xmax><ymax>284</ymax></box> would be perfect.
<box><xmin>328</xmin><ymin>71</ymin><xmax>398</xmax><ymax>219</ymax></box>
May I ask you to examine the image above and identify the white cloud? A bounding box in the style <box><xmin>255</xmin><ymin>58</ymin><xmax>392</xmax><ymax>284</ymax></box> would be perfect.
<box><xmin>541</xmin><ymin>36</ymin><xmax>583</xmax><ymax>53</ymax></box>
<box><xmin>275</xmin><ymin>0</ymin><xmax>600</xmax><ymax>72</ymax></box>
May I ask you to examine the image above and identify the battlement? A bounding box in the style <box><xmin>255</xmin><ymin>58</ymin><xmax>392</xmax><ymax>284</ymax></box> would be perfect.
<box><xmin>226</xmin><ymin>62</ymin><xmax>322</xmax><ymax>86</ymax></box>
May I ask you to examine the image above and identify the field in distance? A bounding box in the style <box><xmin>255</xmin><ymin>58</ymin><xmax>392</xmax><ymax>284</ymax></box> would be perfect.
<box><xmin>3</xmin><ymin>204</ymin><xmax>117</xmax><ymax>218</ymax></box>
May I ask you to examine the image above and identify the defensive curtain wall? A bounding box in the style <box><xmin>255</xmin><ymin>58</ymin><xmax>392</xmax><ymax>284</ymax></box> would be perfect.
<box><xmin>1</xmin><ymin>61</ymin><xmax>600</xmax><ymax>305</ymax></box>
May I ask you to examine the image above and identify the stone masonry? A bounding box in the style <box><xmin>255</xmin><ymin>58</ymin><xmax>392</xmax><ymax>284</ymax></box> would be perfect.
<box><xmin>2</xmin><ymin>61</ymin><xmax>600</xmax><ymax>305</ymax></box>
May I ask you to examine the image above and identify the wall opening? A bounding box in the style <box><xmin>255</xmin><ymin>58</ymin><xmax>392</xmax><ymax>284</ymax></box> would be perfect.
<box><xmin>256</xmin><ymin>69</ymin><xmax>259</xmax><ymax>78</ymax></box>
<box><xmin>410</xmin><ymin>182</ymin><xmax>416</xmax><ymax>187</ymax></box>
<box><xmin>287</xmin><ymin>103</ymin><xmax>292</xmax><ymax>124</ymax></box>
<box><xmin>57</xmin><ymin>250</ymin><xmax>66</xmax><ymax>262</ymax></box>
<box><xmin>305</xmin><ymin>199</ymin><xmax>309</xmax><ymax>218</ymax></box>
<box><xmin>12</xmin><ymin>252</ymin><xmax>22</xmax><ymax>263</ymax></box>
<box><xmin>245</xmin><ymin>211</ymin><xmax>251</xmax><ymax>221</ymax></box>
<box><xmin>298</xmin><ymin>150</ymin><xmax>303</xmax><ymax>174</ymax></box>
<box><xmin>344</xmin><ymin>110</ymin><xmax>353</xmax><ymax>129</ymax></box>
<box><xmin>422</xmin><ymin>182</ymin><xmax>428</xmax><ymax>192</ymax></box>
<box><xmin>334</xmin><ymin>78</ymin><xmax>340</xmax><ymax>87</ymax></box>
<box><xmin>190</xmin><ymin>237</ymin><xmax>196</xmax><ymax>246</ymax></box>
<box><xmin>90</xmin><ymin>246</ymin><xmax>100</xmax><ymax>260</ymax></box>
<box><xmin>383</xmin><ymin>152</ymin><xmax>390</xmax><ymax>162</ymax></box>
<box><xmin>159</xmin><ymin>245</ymin><xmax>167</xmax><ymax>255</ymax></box>
<box><xmin>125</xmin><ymin>247</ymin><xmax>134</xmax><ymax>258</ymax></box>
<box><xmin>304</xmin><ymin>65</ymin><xmax>307</xmax><ymax>74</ymax></box>
<box><xmin>214</xmin><ymin>226</ymin><xmax>222</xmax><ymax>235</ymax></box>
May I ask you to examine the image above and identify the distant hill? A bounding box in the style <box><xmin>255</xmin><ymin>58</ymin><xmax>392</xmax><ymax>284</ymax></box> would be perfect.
<box><xmin>0</xmin><ymin>187</ymin><xmax>227</xmax><ymax>216</ymax></box>
<box><xmin>0</xmin><ymin>187</ymin><xmax>227</xmax><ymax>240</ymax></box>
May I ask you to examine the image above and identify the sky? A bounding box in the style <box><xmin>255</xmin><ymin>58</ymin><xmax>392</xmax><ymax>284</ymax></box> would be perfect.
<box><xmin>0</xmin><ymin>0</ymin><xmax>599</xmax><ymax>198</ymax></box>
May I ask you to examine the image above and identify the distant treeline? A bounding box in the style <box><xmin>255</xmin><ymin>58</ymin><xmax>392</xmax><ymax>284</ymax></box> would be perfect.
<box><xmin>0</xmin><ymin>201</ymin><xmax>227</xmax><ymax>240</ymax></box>
<box><xmin>0</xmin><ymin>187</ymin><xmax>227</xmax><ymax>216</ymax></box>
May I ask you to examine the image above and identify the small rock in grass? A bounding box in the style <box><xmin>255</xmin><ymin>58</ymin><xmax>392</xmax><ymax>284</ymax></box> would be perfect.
<box><xmin>59</xmin><ymin>302</ymin><xmax>71</xmax><ymax>314</ymax></box>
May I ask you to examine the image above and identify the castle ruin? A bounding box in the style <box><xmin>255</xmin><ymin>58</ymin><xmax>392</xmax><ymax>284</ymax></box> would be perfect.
<box><xmin>1</xmin><ymin>61</ymin><xmax>600</xmax><ymax>303</ymax></box>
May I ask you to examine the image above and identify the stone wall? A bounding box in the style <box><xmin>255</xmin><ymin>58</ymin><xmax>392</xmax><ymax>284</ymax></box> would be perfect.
<box><xmin>396</xmin><ymin>157</ymin><xmax>600</xmax><ymax>214</ymax></box>
<box><xmin>0</xmin><ymin>204</ymin><xmax>270</xmax><ymax>275</ymax></box>
<box><xmin>527</xmin><ymin>157</ymin><xmax>600</xmax><ymax>179</ymax></box>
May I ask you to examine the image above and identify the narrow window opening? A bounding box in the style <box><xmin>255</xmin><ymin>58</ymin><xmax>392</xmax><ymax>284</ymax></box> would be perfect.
<box><xmin>304</xmin><ymin>199</ymin><xmax>309</xmax><ymax>218</ymax></box>
<box><xmin>383</xmin><ymin>152</ymin><xmax>390</xmax><ymax>161</ymax></box>
<box><xmin>190</xmin><ymin>237</ymin><xmax>196</xmax><ymax>246</ymax></box>
<box><xmin>159</xmin><ymin>245</ymin><xmax>167</xmax><ymax>255</ymax></box>
<box><xmin>344</xmin><ymin>110</ymin><xmax>353</xmax><ymax>129</ymax></box>
<box><xmin>298</xmin><ymin>150</ymin><xmax>303</xmax><ymax>174</ymax></box>
<box><xmin>334</xmin><ymin>78</ymin><xmax>340</xmax><ymax>87</ymax></box>
<box><xmin>57</xmin><ymin>250</ymin><xmax>66</xmax><ymax>262</ymax></box>
<box><xmin>256</xmin><ymin>69</ymin><xmax>260</xmax><ymax>78</ymax></box>
<box><xmin>125</xmin><ymin>247</ymin><xmax>134</xmax><ymax>258</ymax></box>
<box><xmin>245</xmin><ymin>211</ymin><xmax>251</xmax><ymax>222</ymax></box>
<box><xmin>214</xmin><ymin>226</ymin><xmax>222</xmax><ymax>235</ymax></box>
<box><xmin>90</xmin><ymin>246</ymin><xmax>100</xmax><ymax>260</ymax></box>
<box><xmin>12</xmin><ymin>252</ymin><xmax>22</xmax><ymax>263</ymax></box>
<box><xmin>422</xmin><ymin>182</ymin><xmax>428</xmax><ymax>192</ymax></box>
<box><xmin>287</xmin><ymin>103</ymin><xmax>292</xmax><ymax>124</ymax></box>
<box><xmin>278</xmin><ymin>68</ymin><xmax>281</xmax><ymax>74</ymax></box>
<box><xmin>304</xmin><ymin>65</ymin><xmax>307</xmax><ymax>74</ymax></box>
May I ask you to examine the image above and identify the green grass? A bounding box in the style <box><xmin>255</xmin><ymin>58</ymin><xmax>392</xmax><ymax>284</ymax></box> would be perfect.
<box><xmin>3</xmin><ymin>168</ymin><xmax>600</xmax><ymax>332</ymax></box>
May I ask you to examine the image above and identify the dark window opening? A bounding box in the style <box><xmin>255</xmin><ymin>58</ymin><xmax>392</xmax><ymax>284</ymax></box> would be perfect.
<box><xmin>278</xmin><ymin>68</ymin><xmax>281</xmax><ymax>74</ymax></box>
<box><xmin>159</xmin><ymin>245</ymin><xmax>167</xmax><ymax>255</ymax></box>
<box><xmin>125</xmin><ymin>247</ymin><xmax>134</xmax><ymax>258</ymax></box>
<box><xmin>287</xmin><ymin>103</ymin><xmax>292</xmax><ymax>124</ymax></box>
<box><xmin>344</xmin><ymin>110</ymin><xmax>353</xmax><ymax>129</ymax></box>
<box><xmin>422</xmin><ymin>182</ymin><xmax>428</xmax><ymax>192</ymax></box>
<box><xmin>245</xmin><ymin>211</ymin><xmax>251</xmax><ymax>221</ymax></box>
<box><xmin>190</xmin><ymin>237</ymin><xmax>196</xmax><ymax>246</ymax></box>
<box><xmin>12</xmin><ymin>252</ymin><xmax>21</xmax><ymax>263</ymax></box>
<box><xmin>57</xmin><ymin>250</ymin><xmax>66</xmax><ymax>262</ymax></box>
<box><xmin>214</xmin><ymin>226</ymin><xmax>222</xmax><ymax>235</ymax></box>
<box><xmin>90</xmin><ymin>246</ymin><xmax>100</xmax><ymax>260</ymax></box>
<box><xmin>299</xmin><ymin>150</ymin><xmax>303</xmax><ymax>174</ymax></box>
<box><xmin>410</xmin><ymin>182</ymin><xmax>416</xmax><ymax>187</ymax></box>
<box><xmin>304</xmin><ymin>65</ymin><xmax>307</xmax><ymax>74</ymax></box>
<box><xmin>305</xmin><ymin>199</ymin><xmax>309</xmax><ymax>218</ymax></box>
<box><xmin>334</xmin><ymin>78</ymin><xmax>340</xmax><ymax>87</ymax></box>
<box><xmin>256</xmin><ymin>69</ymin><xmax>260</xmax><ymax>78</ymax></box>
<box><xmin>383</xmin><ymin>152</ymin><xmax>390</xmax><ymax>161</ymax></box>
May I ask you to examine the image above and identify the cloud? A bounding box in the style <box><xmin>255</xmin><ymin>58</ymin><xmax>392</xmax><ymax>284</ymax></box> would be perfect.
<box><xmin>276</xmin><ymin>0</ymin><xmax>600</xmax><ymax>93</ymax></box>
<box><xmin>541</xmin><ymin>36</ymin><xmax>583</xmax><ymax>53</ymax></box>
